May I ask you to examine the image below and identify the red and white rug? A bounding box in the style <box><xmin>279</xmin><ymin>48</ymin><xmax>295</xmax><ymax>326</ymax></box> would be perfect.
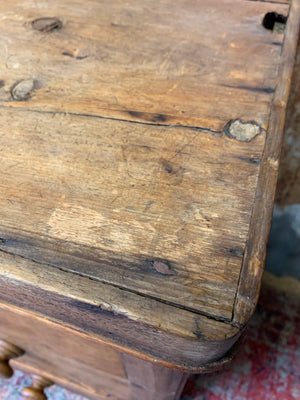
<box><xmin>182</xmin><ymin>272</ymin><xmax>300</xmax><ymax>400</ymax></box>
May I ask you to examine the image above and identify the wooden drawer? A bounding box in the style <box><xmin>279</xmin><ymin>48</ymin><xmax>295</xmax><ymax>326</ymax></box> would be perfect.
<box><xmin>0</xmin><ymin>301</ymin><xmax>130</xmax><ymax>400</ymax></box>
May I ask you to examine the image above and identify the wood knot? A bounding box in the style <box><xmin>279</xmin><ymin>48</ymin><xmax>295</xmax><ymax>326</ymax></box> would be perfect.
<box><xmin>11</xmin><ymin>79</ymin><xmax>35</xmax><ymax>101</ymax></box>
<box><xmin>151</xmin><ymin>260</ymin><xmax>175</xmax><ymax>275</ymax></box>
<box><xmin>32</xmin><ymin>17</ymin><xmax>62</xmax><ymax>32</ymax></box>
<box><xmin>224</xmin><ymin>119</ymin><xmax>262</xmax><ymax>142</ymax></box>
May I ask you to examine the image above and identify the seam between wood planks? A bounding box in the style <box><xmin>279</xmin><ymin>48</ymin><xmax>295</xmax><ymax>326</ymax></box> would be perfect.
<box><xmin>0</xmin><ymin>105</ymin><xmax>223</xmax><ymax>136</ymax></box>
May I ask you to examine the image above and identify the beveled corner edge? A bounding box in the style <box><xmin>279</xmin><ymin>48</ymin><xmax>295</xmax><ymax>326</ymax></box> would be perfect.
<box><xmin>233</xmin><ymin>0</ymin><xmax>300</xmax><ymax>327</ymax></box>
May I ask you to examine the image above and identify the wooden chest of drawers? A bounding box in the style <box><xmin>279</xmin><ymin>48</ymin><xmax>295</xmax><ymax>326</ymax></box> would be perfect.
<box><xmin>0</xmin><ymin>0</ymin><xmax>299</xmax><ymax>399</ymax></box>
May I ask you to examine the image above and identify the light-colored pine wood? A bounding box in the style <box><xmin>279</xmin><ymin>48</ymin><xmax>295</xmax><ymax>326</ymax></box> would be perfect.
<box><xmin>0</xmin><ymin>0</ymin><xmax>299</xmax><ymax>383</ymax></box>
<box><xmin>0</xmin><ymin>0</ymin><xmax>295</xmax><ymax>324</ymax></box>
<box><xmin>0</xmin><ymin>0</ymin><xmax>289</xmax><ymax>130</ymax></box>
<box><xmin>0</xmin><ymin>105</ymin><xmax>264</xmax><ymax>319</ymax></box>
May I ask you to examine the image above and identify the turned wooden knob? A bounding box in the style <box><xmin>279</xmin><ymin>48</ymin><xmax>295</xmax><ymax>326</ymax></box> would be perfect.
<box><xmin>21</xmin><ymin>374</ymin><xmax>53</xmax><ymax>400</ymax></box>
<box><xmin>0</xmin><ymin>340</ymin><xmax>24</xmax><ymax>379</ymax></box>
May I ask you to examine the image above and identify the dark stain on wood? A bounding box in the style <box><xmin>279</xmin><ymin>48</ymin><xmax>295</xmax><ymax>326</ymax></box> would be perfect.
<box><xmin>62</xmin><ymin>51</ymin><xmax>75</xmax><ymax>58</ymax></box>
<box><xmin>0</xmin><ymin>236</ymin><xmax>24</xmax><ymax>250</ymax></box>
<box><xmin>225</xmin><ymin>85</ymin><xmax>275</xmax><ymax>94</ymax></box>
<box><xmin>62</xmin><ymin>51</ymin><xmax>88</xmax><ymax>60</ymax></box>
<box><xmin>237</xmin><ymin>156</ymin><xmax>261</xmax><ymax>165</ymax></box>
<box><xmin>272</xmin><ymin>41</ymin><xmax>283</xmax><ymax>47</ymax></box>
<box><xmin>127</xmin><ymin>111</ymin><xmax>168</xmax><ymax>123</ymax></box>
<box><xmin>32</xmin><ymin>17</ymin><xmax>63</xmax><ymax>32</ymax></box>
<box><xmin>192</xmin><ymin>320</ymin><xmax>206</xmax><ymax>340</ymax></box>
<box><xmin>228</xmin><ymin>248</ymin><xmax>244</xmax><ymax>257</ymax></box>
<box><xmin>162</xmin><ymin>160</ymin><xmax>174</xmax><ymax>174</ymax></box>
<box><xmin>69</xmin><ymin>299</ymin><xmax>114</xmax><ymax>317</ymax></box>
<box><xmin>160</xmin><ymin>159</ymin><xmax>186</xmax><ymax>183</ymax></box>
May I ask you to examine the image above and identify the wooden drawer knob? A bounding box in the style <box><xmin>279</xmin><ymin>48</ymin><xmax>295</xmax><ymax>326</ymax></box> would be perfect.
<box><xmin>21</xmin><ymin>374</ymin><xmax>53</xmax><ymax>400</ymax></box>
<box><xmin>0</xmin><ymin>340</ymin><xmax>24</xmax><ymax>378</ymax></box>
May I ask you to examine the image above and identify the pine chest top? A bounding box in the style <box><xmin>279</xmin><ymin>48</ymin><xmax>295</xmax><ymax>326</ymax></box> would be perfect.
<box><xmin>0</xmin><ymin>0</ymin><xmax>299</xmax><ymax>371</ymax></box>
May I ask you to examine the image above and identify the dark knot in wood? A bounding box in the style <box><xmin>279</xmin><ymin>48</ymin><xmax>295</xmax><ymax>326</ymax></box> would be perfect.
<box><xmin>151</xmin><ymin>260</ymin><xmax>175</xmax><ymax>275</ymax></box>
<box><xmin>32</xmin><ymin>17</ymin><xmax>63</xmax><ymax>32</ymax></box>
<box><xmin>11</xmin><ymin>80</ymin><xmax>35</xmax><ymax>101</ymax></box>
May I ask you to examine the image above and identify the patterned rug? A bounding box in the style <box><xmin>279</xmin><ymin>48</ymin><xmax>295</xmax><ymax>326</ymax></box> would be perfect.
<box><xmin>1</xmin><ymin>271</ymin><xmax>299</xmax><ymax>400</ymax></box>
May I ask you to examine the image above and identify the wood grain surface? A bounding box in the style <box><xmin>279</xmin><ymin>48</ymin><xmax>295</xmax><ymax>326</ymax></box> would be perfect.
<box><xmin>0</xmin><ymin>108</ymin><xmax>265</xmax><ymax>318</ymax></box>
<box><xmin>0</xmin><ymin>0</ymin><xmax>299</xmax><ymax>369</ymax></box>
<box><xmin>0</xmin><ymin>0</ymin><xmax>289</xmax><ymax>130</ymax></box>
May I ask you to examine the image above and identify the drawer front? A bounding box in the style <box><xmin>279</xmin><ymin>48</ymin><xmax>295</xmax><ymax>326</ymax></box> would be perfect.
<box><xmin>0</xmin><ymin>301</ymin><xmax>130</xmax><ymax>400</ymax></box>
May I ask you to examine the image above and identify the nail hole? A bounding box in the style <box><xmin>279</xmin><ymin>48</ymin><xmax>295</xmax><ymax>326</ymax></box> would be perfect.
<box><xmin>262</xmin><ymin>12</ymin><xmax>287</xmax><ymax>32</ymax></box>
<box><xmin>32</xmin><ymin>17</ymin><xmax>62</xmax><ymax>32</ymax></box>
<box><xmin>62</xmin><ymin>51</ymin><xmax>74</xmax><ymax>57</ymax></box>
<box><xmin>62</xmin><ymin>51</ymin><xmax>89</xmax><ymax>60</ymax></box>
